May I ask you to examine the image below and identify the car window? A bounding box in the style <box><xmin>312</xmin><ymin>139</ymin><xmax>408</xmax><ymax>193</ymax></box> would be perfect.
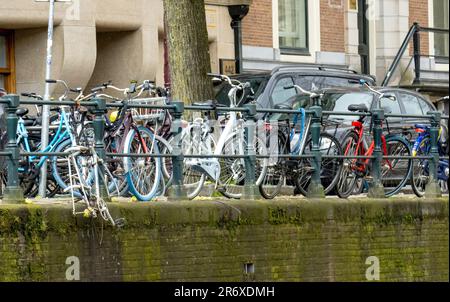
<box><xmin>271</xmin><ymin>77</ymin><xmax>296</xmax><ymax>106</ymax></box>
<box><xmin>419</xmin><ymin>98</ymin><xmax>434</xmax><ymax>114</ymax></box>
<box><xmin>214</xmin><ymin>76</ymin><xmax>268</xmax><ymax>106</ymax></box>
<box><xmin>400</xmin><ymin>93</ymin><xmax>424</xmax><ymax>115</ymax></box>
<box><xmin>322</xmin><ymin>92</ymin><xmax>373</xmax><ymax>121</ymax></box>
<box><xmin>380</xmin><ymin>96</ymin><xmax>402</xmax><ymax>115</ymax></box>
<box><xmin>296</xmin><ymin>76</ymin><xmax>372</xmax><ymax>91</ymax></box>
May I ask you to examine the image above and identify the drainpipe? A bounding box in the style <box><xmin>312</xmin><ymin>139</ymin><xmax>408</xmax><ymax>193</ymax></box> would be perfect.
<box><xmin>228</xmin><ymin>5</ymin><xmax>249</xmax><ymax>74</ymax></box>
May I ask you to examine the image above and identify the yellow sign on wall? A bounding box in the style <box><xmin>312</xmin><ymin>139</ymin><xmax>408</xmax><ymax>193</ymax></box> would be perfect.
<box><xmin>349</xmin><ymin>0</ymin><xmax>358</xmax><ymax>10</ymax></box>
<box><xmin>220</xmin><ymin>59</ymin><xmax>236</xmax><ymax>75</ymax></box>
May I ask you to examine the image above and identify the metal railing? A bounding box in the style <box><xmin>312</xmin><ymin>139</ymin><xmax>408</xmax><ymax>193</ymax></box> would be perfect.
<box><xmin>382</xmin><ymin>23</ymin><xmax>449</xmax><ymax>87</ymax></box>
<box><xmin>0</xmin><ymin>94</ymin><xmax>448</xmax><ymax>203</ymax></box>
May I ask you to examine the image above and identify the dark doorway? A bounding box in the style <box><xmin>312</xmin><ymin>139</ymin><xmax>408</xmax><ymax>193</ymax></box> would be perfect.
<box><xmin>358</xmin><ymin>0</ymin><xmax>370</xmax><ymax>74</ymax></box>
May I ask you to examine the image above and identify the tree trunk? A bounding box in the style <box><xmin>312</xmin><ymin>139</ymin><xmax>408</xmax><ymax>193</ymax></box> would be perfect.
<box><xmin>164</xmin><ymin>0</ymin><xmax>214</xmax><ymax>106</ymax></box>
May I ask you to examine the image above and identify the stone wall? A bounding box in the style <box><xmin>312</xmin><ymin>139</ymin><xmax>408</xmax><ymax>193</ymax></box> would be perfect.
<box><xmin>0</xmin><ymin>198</ymin><xmax>448</xmax><ymax>281</ymax></box>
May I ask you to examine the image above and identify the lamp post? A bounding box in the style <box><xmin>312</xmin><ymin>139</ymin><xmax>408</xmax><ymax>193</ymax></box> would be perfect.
<box><xmin>35</xmin><ymin>0</ymin><xmax>71</xmax><ymax>197</ymax></box>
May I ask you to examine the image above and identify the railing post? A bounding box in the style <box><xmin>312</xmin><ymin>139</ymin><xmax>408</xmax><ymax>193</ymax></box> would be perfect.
<box><xmin>413</xmin><ymin>24</ymin><xmax>421</xmax><ymax>84</ymax></box>
<box><xmin>368</xmin><ymin>108</ymin><xmax>385</xmax><ymax>198</ymax></box>
<box><xmin>307</xmin><ymin>97</ymin><xmax>325</xmax><ymax>198</ymax></box>
<box><xmin>242</xmin><ymin>103</ymin><xmax>260</xmax><ymax>200</ymax></box>
<box><xmin>168</xmin><ymin>101</ymin><xmax>187</xmax><ymax>200</ymax></box>
<box><xmin>2</xmin><ymin>95</ymin><xmax>24</xmax><ymax>204</ymax></box>
<box><xmin>425</xmin><ymin>111</ymin><xmax>442</xmax><ymax>198</ymax></box>
<box><xmin>91</xmin><ymin>98</ymin><xmax>109</xmax><ymax>201</ymax></box>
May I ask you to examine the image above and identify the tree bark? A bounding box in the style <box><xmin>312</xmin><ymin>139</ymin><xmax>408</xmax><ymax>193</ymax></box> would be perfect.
<box><xmin>164</xmin><ymin>0</ymin><xmax>214</xmax><ymax>105</ymax></box>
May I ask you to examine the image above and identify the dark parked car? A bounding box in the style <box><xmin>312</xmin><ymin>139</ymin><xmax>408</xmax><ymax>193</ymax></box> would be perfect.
<box><xmin>285</xmin><ymin>87</ymin><xmax>444</xmax><ymax>143</ymax></box>
<box><xmin>214</xmin><ymin>65</ymin><xmax>376</xmax><ymax>118</ymax></box>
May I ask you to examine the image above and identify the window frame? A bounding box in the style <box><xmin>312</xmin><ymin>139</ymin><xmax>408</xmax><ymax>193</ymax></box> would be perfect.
<box><xmin>431</xmin><ymin>0</ymin><xmax>449</xmax><ymax>64</ymax></box>
<box><xmin>278</xmin><ymin>0</ymin><xmax>310</xmax><ymax>56</ymax></box>
<box><xmin>0</xmin><ymin>29</ymin><xmax>16</xmax><ymax>93</ymax></box>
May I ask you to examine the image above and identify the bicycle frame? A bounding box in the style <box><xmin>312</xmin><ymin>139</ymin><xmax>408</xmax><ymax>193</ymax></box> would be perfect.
<box><xmin>345</xmin><ymin>119</ymin><xmax>390</xmax><ymax>172</ymax></box>
<box><xmin>17</xmin><ymin>108</ymin><xmax>75</xmax><ymax>170</ymax></box>
<box><xmin>412</xmin><ymin>126</ymin><xmax>448</xmax><ymax>182</ymax></box>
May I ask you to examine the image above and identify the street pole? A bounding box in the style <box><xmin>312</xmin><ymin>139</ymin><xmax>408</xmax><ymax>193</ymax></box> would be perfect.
<box><xmin>38</xmin><ymin>0</ymin><xmax>56</xmax><ymax>197</ymax></box>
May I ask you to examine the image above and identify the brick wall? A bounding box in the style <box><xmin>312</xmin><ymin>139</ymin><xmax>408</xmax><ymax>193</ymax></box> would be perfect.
<box><xmin>409</xmin><ymin>0</ymin><xmax>429</xmax><ymax>55</ymax></box>
<box><xmin>320</xmin><ymin>0</ymin><xmax>346</xmax><ymax>53</ymax></box>
<box><xmin>242</xmin><ymin>0</ymin><xmax>273</xmax><ymax>48</ymax></box>
<box><xmin>0</xmin><ymin>199</ymin><xmax>448</xmax><ymax>281</ymax></box>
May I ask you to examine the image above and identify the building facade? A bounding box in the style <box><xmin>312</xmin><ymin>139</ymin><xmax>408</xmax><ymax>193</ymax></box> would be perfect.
<box><xmin>242</xmin><ymin>0</ymin><xmax>448</xmax><ymax>85</ymax></box>
<box><xmin>0</xmin><ymin>0</ymin><xmax>448</xmax><ymax>99</ymax></box>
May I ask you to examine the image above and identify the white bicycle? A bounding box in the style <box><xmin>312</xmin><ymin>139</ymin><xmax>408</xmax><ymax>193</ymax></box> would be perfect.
<box><xmin>180</xmin><ymin>74</ymin><xmax>268</xmax><ymax>199</ymax></box>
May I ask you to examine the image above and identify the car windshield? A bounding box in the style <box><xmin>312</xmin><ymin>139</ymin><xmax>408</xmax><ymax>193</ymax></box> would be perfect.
<box><xmin>214</xmin><ymin>75</ymin><xmax>268</xmax><ymax>106</ymax></box>
<box><xmin>322</xmin><ymin>92</ymin><xmax>373</xmax><ymax>121</ymax></box>
<box><xmin>297</xmin><ymin>76</ymin><xmax>372</xmax><ymax>91</ymax></box>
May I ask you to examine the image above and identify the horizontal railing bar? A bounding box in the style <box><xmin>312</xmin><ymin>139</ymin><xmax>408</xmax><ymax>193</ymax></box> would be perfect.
<box><xmin>185</xmin><ymin>105</ymin><xmax>249</xmax><ymax>113</ymax></box>
<box><xmin>20</xmin><ymin>100</ymin><xmax>98</xmax><ymax>107</ymax></box>
<box><xmin>323</xmin><ymin>111</ymin><xmax>372</xmax><ymax>117</ymax></box>
<box><xmin>418</xmin><ymin>26</ymin><xmax>449</xmax><ymax>33</ymax></box>
<box><xmin>20</xmin><ymin>152</ymin><xmax>72</xmax><ymax>156</ymax></box>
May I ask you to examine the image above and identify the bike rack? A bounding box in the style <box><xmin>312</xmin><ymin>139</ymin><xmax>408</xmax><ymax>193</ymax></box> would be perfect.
<box><xmin>0</xmin><ymin>94</ymin><xmax>449</xmax><ymax>203</ymax></box>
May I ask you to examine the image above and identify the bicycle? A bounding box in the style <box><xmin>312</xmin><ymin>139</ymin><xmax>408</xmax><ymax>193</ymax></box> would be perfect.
<box><xmin>259</xmin><ymin>85</ymin><xmax>343</xmax><ymax>199</ymax></box>
<box><xmin>336</xmin><ymin>84</ymin><xmax>413</xmax><ymax>198</ymax></box>
<box><xmin>411</xmin><ymin>123</ymin><xmax>449</xmax><ymax>196</ymax></box>
<box><xmin>181</xmin><ymin>74</ymin><xmax>269</xmax><ymax>199</ymax></box>
<box><xmin>83</xmin><ymin>80</ymin><xmax>164</xmax><ymax>201</ymax></box>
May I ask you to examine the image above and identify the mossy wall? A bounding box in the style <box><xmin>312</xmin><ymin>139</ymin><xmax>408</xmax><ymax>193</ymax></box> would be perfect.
<box><xmin>0</xmin><ymin>198</ymin><xmax>448</xmax><ymax>282</ymax></box>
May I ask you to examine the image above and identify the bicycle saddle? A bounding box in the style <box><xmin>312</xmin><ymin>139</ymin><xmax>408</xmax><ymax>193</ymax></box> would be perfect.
<box><xmin>348</xmin><ymin>104</ymin><xmax>369</xmax><ymax>113</ymax></box>
<box><xmin>23</xmin><ymin>114</ymin><xmax>59</xmax><ymax>126</ymax></box>
<box><xmin>16</xmin><ymin>107</ymin><xmax>29</xmax><ymax>117</ymax></box>
<box><xmin>274</xmin><ymin>104</ymin><xmax>293</xmax><ymax>110</ymax></box>
<box><xmin>192</xmin><ymin>100</ymin><xmax>227</xmax><ymax>108</ymax></box>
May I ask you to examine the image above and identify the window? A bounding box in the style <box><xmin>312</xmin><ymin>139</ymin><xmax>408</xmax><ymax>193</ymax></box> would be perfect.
<box><xmin>401</xmin><ymin>94</ymin><xmax>424</xmax><ymax>115</ymax></box>
<box><xmin>296</xmin><ymin>76</ymin><xmax>374</xmax><ymax>91</ymax></box>
<box><xmin>0</xmin><ymin>30</ymin><xmax>15</xmax><ymax>93</ymax></box>
<box><xmin>380</xmin><ymin>96</ymin><xmax>402</xmax><ymax>115</ymax></box>
<box><xmin>418</xmin><ymin>99</ymin><xmax>434</xmax><ymax>114</ymax></box>
<box><xmin>271</xmin><ymin>77</ymin><xmax>296</xmax><ymax>106</ymax></box>
<box><xmin>322</xmin><ymin>92</ymin><xmax>373</xmax><ymax>121</ymax></box>
<box><xmin>433</xmin><ymin>0</ymin><xmax>449</xmax><ymax>61</ymax></box>
<box><xmin>278</xmin><ymin>0</ymin><xmax>308</xmax><ymax>54</ymax></box>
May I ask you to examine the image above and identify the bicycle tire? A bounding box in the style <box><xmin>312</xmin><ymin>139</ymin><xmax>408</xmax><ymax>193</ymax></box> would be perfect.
<box><xmin>51</xmin><ymin>139</ymin><xmax>93</xmax><ymax>198</ymax></box>
<box><xmin>381</xmin><ymin>136</ymin><xmax>412</xmax><ymax>197</ymax></box>
<box><xmin>259</xmin><ymin>132</ymin><xmax>287</xmax><ymax>199</ymax></box>
<box><xmin>219</xmin><ymin>132</ymin><xmax>268</xmax><ymax>199</ymax></box>
<box><xmin>124</xmin><ymin>126</ymin><xmax>162</xmax><ymax>201</ymax></box>
<box><xmin>411</xmin><ymin>136</ymin><xmax>430</xmax><ymax>197</ymax></box>
<box><xmin>336</xmin><ymin>131</ymin><xmax>360</xmax><ymax>198</ymax></box>
<box><xmin>295</xmin><ymin>132</ymin><xmax>343</xmax><ymax>196</ymax></box>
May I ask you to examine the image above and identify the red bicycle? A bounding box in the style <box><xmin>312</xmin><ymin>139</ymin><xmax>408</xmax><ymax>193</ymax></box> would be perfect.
<box><xmin>336</xmin><ymin>103</ymin><xmax>412</xmax><ymax>198</ymax></box>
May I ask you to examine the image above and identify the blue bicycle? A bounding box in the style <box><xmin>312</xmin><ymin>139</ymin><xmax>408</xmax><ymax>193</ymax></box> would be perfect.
<box><xmin>411</xmin><ymin>123</ymin><xmax>449</xmax><ymax>196</ymax></box>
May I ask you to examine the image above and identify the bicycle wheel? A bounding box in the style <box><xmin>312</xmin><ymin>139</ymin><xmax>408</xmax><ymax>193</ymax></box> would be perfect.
<box><xmin>336</xmin><ymin>131</ymin><xmax>360</xmax><ymax>198</ymax></box>
<box><xmin>381</xmin><ymin>136</ymin><xmax>412</xmax><ymax>197</ymax></box>
<box><xmin>51</xmin><ymin>139</ymin><xmax>93</xmax><ymax>198</ymax></box>
<box><xmin>259</xmin><ymin>132</ymin><xmax>287</xmax><ymax>199</ymax></box>
<box><xmin>124</xmin><ymin>126</ymin><xmax>162</xmax><ymax>201</ymax></box>
<box><xmin>295</xmin><ymin>132</ymin><xmax>343</xmax><ymax>196</ymax></box>
<box><xmin>411</xmin><ymin>137</ymin><xmax>430</xmax><ymax>197</ymax></box>
<box><xmin>219</xmin><ymin>131</ymin><xmax>268</xmax><ymax>199</ymax></box>
<box><xmin>105</xmin><ymin>134</ymin><xmax>130</xmax><ymax>196</ymax></box>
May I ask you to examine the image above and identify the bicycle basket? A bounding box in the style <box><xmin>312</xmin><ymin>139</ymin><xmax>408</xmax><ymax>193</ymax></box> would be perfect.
<box><xmin>129</xmin><ymin>97</ymin><xmax>167</xmax><ymax>123</ymax></box>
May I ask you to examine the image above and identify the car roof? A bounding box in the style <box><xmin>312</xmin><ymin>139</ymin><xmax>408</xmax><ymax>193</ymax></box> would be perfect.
<box><xmin>229</xmin><ymin>65</ymin><xmax>376</xmax><ymax>82</ymax></box>
<box><xmin>320</xmin><ymin>86</ymin><xmax>429</xmax><ymax>97</ymax></box>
